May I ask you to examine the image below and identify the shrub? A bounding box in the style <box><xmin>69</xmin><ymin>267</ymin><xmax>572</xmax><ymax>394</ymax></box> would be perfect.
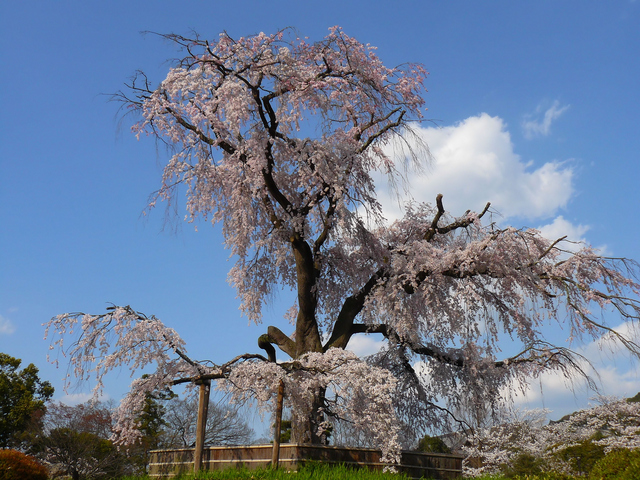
<box><xmin>0</xmin><ymin>449</ymin><xmax>48</xmax><ymax>480</ymax></box>
<box><xmin>589</xmin><ymin>448</ymin><xmax>640</xmax><ymax>480</ymax></box>
<box><xmin>554</xmin><ymin>439</ymin><xmax>605</xmax><ymax>475</ymax></box>
<box><xmin>416</xmin><ymin>434</ymin><xmax>451</xmax><ymax>454</ymax></box>
<box><xmin>512</xmin><ymin>473</ymin><xmax>576</xmax><ymax>480</ymax></box>
<box><xmin>500</xmin><ymin>452</ymin><xmax>546</xmax><ymax>478</ymax></box>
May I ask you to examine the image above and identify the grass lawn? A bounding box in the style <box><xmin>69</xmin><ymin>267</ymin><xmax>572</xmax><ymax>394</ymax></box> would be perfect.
<box><xmin>123</xmin><ymin>463</ymin><xmax>414</xmax><ymax>480</ymax></box>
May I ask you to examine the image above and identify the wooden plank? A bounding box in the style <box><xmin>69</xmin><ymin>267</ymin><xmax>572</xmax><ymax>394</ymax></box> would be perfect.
<box><xmin>148</xmin><ymin>444</ymin><xmax>464</xmax><ymax>479</ymax></box>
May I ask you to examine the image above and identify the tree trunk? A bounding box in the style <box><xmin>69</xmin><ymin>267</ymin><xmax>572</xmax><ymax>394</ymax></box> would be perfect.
<box><xmin>291</xmin><ymin>239</ymin><xmax>323</xmax><ymax>357</ymax></box>
<box><xmin>271</xmin><ymin>380</ymin><xmax>285</xmax><ymax>467</ymax></box>
<box><xmin>292</xmin><ymin>386</ymin><xmax>328</xmax><ymax>445</ymax></box>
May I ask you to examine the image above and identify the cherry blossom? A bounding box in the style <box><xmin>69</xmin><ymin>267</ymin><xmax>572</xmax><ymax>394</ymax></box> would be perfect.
<box><xmin>463</xmin><ymin>397</ymin><xmax>640</xmax><ymax>476</ymax></box>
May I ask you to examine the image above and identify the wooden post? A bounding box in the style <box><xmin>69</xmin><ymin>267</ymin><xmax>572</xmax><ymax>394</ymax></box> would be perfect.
<box><xmin>194</xmin><ymin>380</ymin><xmax>210</xmax><ymax>473</ymax></box>
<box><xmin>271</xmin><ymin>379</ymin><xmax>285</xmax><ymax>468</ymax></box>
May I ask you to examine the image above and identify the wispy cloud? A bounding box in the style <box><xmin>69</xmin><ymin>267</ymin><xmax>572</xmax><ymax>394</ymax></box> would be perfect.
<box><xmin>522</xmin><ymin>100</ymin><xmax>570</xmax><ymax>139</ymax></box>
<box><xmin>57</xmin><ymin>392</ymin><xmax>111</xmax><ymax>406</ymax></box>
<box><xmin>537</xmin><ymin>216</ymin><xmax>610</xmax><ymax>255</ymax></box>
<box><xmin>0</xmin><ymin>315</ymin><xmax>16</xmax><ymax>335</ymax></box>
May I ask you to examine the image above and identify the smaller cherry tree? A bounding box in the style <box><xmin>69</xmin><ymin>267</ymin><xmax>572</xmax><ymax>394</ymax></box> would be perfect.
<box><xmin>463</xmin><ymin>396</ymin><xmax>640</xmax><ymax>477</ymax></box>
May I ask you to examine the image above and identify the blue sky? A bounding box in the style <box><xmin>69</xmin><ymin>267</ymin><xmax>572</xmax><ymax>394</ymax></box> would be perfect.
<box><xmin>1</xmin><ymin>1</ymin><xmax>639</xmax><ymax>423</ymax></box>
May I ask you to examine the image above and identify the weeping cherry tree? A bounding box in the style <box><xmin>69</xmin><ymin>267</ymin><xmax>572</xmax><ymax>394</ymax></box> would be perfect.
<box><xmin>46</xmin><ymin>27</ymin><xmax>640</xmax><ymax>463</ymax></box>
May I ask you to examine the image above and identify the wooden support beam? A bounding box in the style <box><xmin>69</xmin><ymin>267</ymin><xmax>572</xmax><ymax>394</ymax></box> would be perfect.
<box><xmin>271</xmin><ymin>379</ymin><xmax>285</xmax><ymax>468</ymax></box>
<box><xmin>194</xmin><ymin>380</ymin><xmax>210</xmax><ymax>473</ymax></box>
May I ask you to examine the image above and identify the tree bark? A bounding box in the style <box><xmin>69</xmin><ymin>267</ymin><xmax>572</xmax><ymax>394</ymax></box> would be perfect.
<box><xmin>291</xmin><ymin>386</ymin><xmax>328</xmax><ymax>445</ymax></box>
<box><xmin>292</xmin><ymin>239</ymin><xmax>323</xmax><ymax>357</ymax></box>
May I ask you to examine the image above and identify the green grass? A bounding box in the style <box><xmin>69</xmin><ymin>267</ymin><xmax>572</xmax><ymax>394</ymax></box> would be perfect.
<box><xmin>462</xmin><ymin>475</ymin><xmax>578</xmax><ymax>480</ymax></box>
<box><xmin>123</xmin><ymin>463</ymin><xmax>414</xmax><ymax>480</ymax></box>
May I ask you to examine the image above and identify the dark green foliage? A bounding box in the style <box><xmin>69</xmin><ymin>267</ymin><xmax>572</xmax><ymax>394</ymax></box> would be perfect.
<box><xmin>135</xmin><ymin>377</ymin><xmax>175</xmax><ymax>449</ymax></box>
<box><xmin>500</xmin><ymin>452</ymin><xmax>546</xmax><ymax>478</ymax></box>
<box><xmin>626</xmin><ymin>392</ymin><xmax>640</xmax><ymax>403</ymax></box>
<box><xmin>589</xmin><ymin>448</ymin><xmax>640</xmax><ymax>480</ymax></box>
<box><xmin>130</xmin><ymin>389</ymin><xmax>175</xmax><ymax>473</ymax></box>
<box><xmin>415</xmin><ymin>434</ymin><xmax>451</xmax><ymax>454</ymax></box>
<box><xmin>554</xmin><ymin>439</ymin><xmax>605</xmax><ymax>475</ymax></box>
<box><xmin>279</xmin><ymin>420</ymin><xmax>292</xmax><ymax>443</ymax></box>
<box><xmin>0</xmin><ymin>353</ymin><xmax>54</xmax><ymax>448</ymax></box>
<box><xmin>512</xmin><ymin>474</ymin><xmax>576</xmax><ymax>480</ymax></box>
<box><xmin>0</xmin><ymin>449</ymin><xmax>48</xmax><ymax>480</ymax></box>
<box><xmin>137</xmin><ymin>393</ymin><xmax>170</xmax><ymax>446</ymax></box>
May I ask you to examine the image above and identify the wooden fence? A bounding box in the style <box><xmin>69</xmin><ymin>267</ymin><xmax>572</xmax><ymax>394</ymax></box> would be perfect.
<box><xmin>148</xmin><ymin>444</ymin><xmax>464</xmax><ymax>479</ymax></box>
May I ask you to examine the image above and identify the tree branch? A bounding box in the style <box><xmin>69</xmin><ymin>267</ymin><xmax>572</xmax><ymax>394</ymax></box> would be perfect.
<box><xmin>424</xmin><ymin>194</ymin><xmax>490</xmax><ymax>242</ymax></box>
<box><xmin>171</xmin><ymin>353</ymin><xmax>269</xmax><ymax>385</ymax></box>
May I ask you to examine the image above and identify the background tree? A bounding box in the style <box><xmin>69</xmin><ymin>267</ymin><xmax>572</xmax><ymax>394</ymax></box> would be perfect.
<box><xmin>278</xmin><ymin>420</ymin><xmax>292</xmax><ymax>444</ymax></box>
<box><xmin>136</xmin><ymin>393</ymin><xmax>169</xmax><ymax>449</ymax></box>
<box><xmin>0</xmin><ymin>353</ymin><xmax>54</xmax><ymax>449</ymax></box>
<box><xmin>160</xmin><ymin>395</ymin><xmax>254</xmax><ymax>448</ymax></box>
<box><xmin>0</xmin><ymin>449</ymin><xmax>48</xmax><ymax>480</ymax></box>
<box><xmin>46</xmin><ymin>27</ymin><xmax>640</xmax><ymax>460</ymax></box>
<box><xmin>36</xmin><ymin>401</ymin><xmax>130</xmax><ymax>480</ymax></box>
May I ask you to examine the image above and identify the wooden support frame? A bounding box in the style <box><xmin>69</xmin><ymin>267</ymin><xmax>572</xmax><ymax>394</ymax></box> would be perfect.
<box><xmin>193</xmin><ymin>379</ymin><xmax>211</xmax><ymax>473</ymax></box>
<box><xmin>271</xmin><ymin>379</ymin><xmax>285</xmax><ymax>467</ymax></box>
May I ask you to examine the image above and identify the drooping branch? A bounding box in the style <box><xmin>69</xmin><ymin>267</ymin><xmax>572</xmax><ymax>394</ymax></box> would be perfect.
<box><xmin>392</xmin><ymin>345</ymin><xmax>473</xmax><ymax>432</ymax></box>
<box><xmin>355</xmin><ymin>109</ymin><xmax>405</xmax><ymax>154</ymax></box>
<box><xmin>350</xmin><ymin>322</ymin><xmax>600</xmax><ymax>388</ymax></box>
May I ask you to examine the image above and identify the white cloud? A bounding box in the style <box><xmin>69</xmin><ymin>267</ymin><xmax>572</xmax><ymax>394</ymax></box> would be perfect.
<box><xmin>376</xmin><ymin>113</ymin><xmax>574</xmax><ymax>222</ymax></box>
<box><xmin>522</xmin><ymin>100</ymin><xmax>570</xmax><ymax>139</ymax></box>
<box><xmin>510</xmin><ymin>363</ymin><xmax>640</xmax><ymax>420</ymax></box>
<box><xmin>537</xmin><ymin>216</ymin><xmax>610</xmax><ymax>255</ymax></box>
<box><xmin>537</xmin><ymin>215</ymin><xmax>589</xmax><ymax>243</ymax></box>
<box><xmin>346</xmin><ymin>334</ymin><xmax>386</xmax><ymax>358</ymax></box>
<box><xmin>0</xmin><ymin>315</ymin><xmax>15</xmax><ymax>335</ymax></box>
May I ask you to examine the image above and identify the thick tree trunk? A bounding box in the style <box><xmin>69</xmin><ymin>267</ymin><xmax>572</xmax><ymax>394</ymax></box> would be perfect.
<box><xmin>291</xmin><ymin>386</ymin><xmax>329</xmax><ymax>445</ymax></box>
<box><xmin>291</xmin><ymin>239</ymin><xmax>323</xmax><ymax>357</ymax></box>
<box><xmin>286</xmin><ymin>238</ymin><xmax>331</xmax><ymax>444</ymax></box>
